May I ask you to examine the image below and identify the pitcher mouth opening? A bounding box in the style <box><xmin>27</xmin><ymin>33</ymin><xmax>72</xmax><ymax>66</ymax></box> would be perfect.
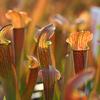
<box><xmin>72</xmin><ymin>46</ymin><xmax>89</xmax><ymax>51</ymax></box>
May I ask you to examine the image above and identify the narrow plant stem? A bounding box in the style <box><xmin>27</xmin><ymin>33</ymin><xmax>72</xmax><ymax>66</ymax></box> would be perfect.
<box><xmin>13</xmin><ymin>28</ymin><xmax>25</xmax><ymax>66</ymax></box>
<box><xmin>13</xmin><ymin>28</ymin><xmax>25</xmax><ymax>79</ymax></box>
<box><xmin>73</xmin><ymin>49</ymin><xmax>88</xmax><ymax>74</ymax></box>
<box><xmin>42</xmin><ymin>67</ymin><xmax>56</xmax><ymax>100</ymax></box>
<box><xmin>21</xmin><ymin>67</ymin><xmax>39</xmax><ymax>100</ymax></box>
